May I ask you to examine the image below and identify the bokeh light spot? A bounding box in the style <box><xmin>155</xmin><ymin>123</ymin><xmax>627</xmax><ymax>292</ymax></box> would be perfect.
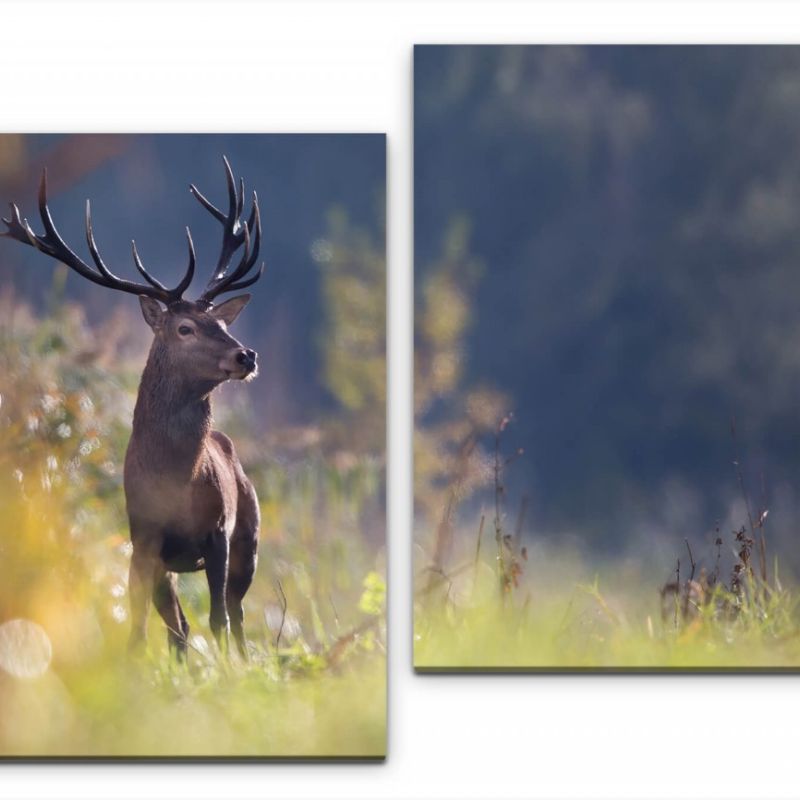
<box><xmin>0</xmin><ymin>619</ymin><xmax>53</xmax><ymax>679</ymax></box>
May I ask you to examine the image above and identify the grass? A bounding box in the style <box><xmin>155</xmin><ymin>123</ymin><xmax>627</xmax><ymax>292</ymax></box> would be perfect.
<box><xmin>415</xmin><ymin>580</ymin><xmax>800</xmax><ymax>671</ymax></box>
<box><xmin>415</xmin><ymin>524</ymin><xmax>800</xmax><ymax>671</ymax></box>
<box><xmin>0</xmin><ymin>641</ymin><xmax>386</xmax><ymax>758</ymax></box>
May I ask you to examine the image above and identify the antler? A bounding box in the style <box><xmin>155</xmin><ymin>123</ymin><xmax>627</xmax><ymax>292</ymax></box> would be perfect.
<box><xmin>1</xmin><ymin>169</ymin><xmax>195</xmax><ymax>305</ymax></box>
<box><xmin>190</xmin><ymin>155</ymin><xmax>265</xmax><ymax>306</ymax></box>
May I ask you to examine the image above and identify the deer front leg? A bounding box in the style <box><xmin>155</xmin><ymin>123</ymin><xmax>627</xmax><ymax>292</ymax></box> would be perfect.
<box><xmin>205</xmin><ymin>529</ymin><xmax>230</xmax><ymax>652</ymax></box>
<box><xmin>128</xmin><ymin>544</ymin><xmax>157</xmax><ymax>653</ymax></box>
<box><xmin>153</xmin><ymin>569</ymin><xmax>190</xmax><ymax>661</ymax></box>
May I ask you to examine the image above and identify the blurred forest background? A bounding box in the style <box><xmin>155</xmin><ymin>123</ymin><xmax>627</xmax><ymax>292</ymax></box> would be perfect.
<box><xmin>0</xmin><ymin>134</ymin><xmax>386</xmax><ymax>755</ymax></box>
<box><xmin>415</xmin><ymin>46</ymin><xmax>800</xmax><ymax>578</ymax></box>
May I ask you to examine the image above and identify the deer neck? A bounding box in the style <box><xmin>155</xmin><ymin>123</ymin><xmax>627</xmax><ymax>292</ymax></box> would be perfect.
<box><xmin>131</xmin><ymin>341</ymin><xmax>216</xmax><ymax>474</ymax></box>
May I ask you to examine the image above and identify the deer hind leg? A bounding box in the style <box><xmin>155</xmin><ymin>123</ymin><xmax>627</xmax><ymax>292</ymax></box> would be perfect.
<box><xmin>153</xmin><ymin>570</ymin><xmax>190</xmax><ymax>660</ymax></box>
<box><xmin>128</xmin><ymin>545</ymin><xmax>157</xmax><ymax>654</ymax></box>
<box><xmin>205</xmin><ymin>529</ymin><xmax>230</xmax><ymax>652</ymax></box>
<box><xmin>227</xmin><ymin>530</ymin><xmax>258</xmax><ymax>659</ymax></box>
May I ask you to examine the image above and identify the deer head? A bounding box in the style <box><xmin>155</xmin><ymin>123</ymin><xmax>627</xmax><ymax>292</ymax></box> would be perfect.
<box><xmin>139</xmin><ymin>295</ymin><xmax>257</xmax><ymax>386</ymax></box>
<box><xmin>1</xmin><ymin>156</ymin><xmax>264</xmax><ymax>386</ymax></box>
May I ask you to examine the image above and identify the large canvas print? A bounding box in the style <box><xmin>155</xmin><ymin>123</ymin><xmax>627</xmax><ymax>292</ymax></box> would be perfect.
<box><xmin>414</xmin><ymin>45</ymin><xmax>800</xmax><ymax>670</ymax></box>
<box><xmin>0</xmin><ymin>134</ymin><xmax>386</xmax><ymax>756</ymax></box>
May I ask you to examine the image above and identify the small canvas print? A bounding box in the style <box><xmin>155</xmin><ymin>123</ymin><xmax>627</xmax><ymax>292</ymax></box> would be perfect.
<box><xmin>414</xmin><ymin>45</ymin><xmax>800</xmax><ymax>670</ymax></box>
<box><xmin>0</xmin><ymin>134</ymin><xmax>386</xmax><ymax>756</ymax></box>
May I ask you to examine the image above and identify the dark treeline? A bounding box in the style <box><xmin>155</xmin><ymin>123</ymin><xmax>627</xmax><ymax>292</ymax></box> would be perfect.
<box><xmin>416</xmin><ymin>46</ymin><xmax>800</xmax><ymax>558</ymax></box>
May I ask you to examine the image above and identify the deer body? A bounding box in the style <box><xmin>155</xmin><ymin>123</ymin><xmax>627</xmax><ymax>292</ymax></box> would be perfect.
<box><xmin>2</xmin><ymin>157</ymin><xmax>266</xmax><ymax>659</ymax></box>
<box><xmin>124</xmin><ymin>298</ymin><xmax>260</xmax><ymax>657</ymax></box>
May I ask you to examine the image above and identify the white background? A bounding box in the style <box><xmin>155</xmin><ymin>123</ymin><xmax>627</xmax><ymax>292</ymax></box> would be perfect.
<box><xmin>3</xmin><ymin>1</ymin><xmax>800</xmax><ymax>798</ymax></box>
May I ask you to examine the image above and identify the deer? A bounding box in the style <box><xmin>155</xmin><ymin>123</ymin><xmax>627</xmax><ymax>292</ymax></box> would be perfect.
<box><xmin>1</xmin><ymin>157</ymin><xmax>264</xmax><ymax>660</ymax></box>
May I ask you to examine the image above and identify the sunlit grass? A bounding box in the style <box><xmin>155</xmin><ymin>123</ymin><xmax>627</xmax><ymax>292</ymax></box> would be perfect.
<box><xmin>1</xmin><ymin>645</ymin><xmax>386</xmax><ymax>758</ymax></box>
<box><xmin>416</xmin><ymin>601</ymin><xmax>800</xmax><ymax>671</ymax></box>
<box><xmin>415</xmin><ymin>543</ymin><xmax>800</xmax><ymax>671</ymax></box>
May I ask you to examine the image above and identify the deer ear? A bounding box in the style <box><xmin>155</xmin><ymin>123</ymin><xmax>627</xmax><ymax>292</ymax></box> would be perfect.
<box><xmin>138</xmin><ymin>296</ymin><xmax>165</xmax><ymax>330</ymax></box>
<box><xmin>210</xmin><ymin>294</ymin><xmax>251</xmax><ymax>326</ymax></box>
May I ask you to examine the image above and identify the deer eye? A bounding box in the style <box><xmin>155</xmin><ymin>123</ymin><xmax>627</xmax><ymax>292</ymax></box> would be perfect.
<box><xmin>178</xmin><ymin>324</ymin><xmax>194</xmax><ymax>336</ymax></box>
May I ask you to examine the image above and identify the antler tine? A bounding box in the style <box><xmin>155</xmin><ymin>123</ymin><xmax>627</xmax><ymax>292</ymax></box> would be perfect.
<box><xmin>1</xmin><ymin>168</ymin><xmax>194</xmax><ymax>304</ymax></box>
<box><xmin>188</xmin><ymin>157</ymin><xmax>243</xmax><ymax>279</ymax></box>
<box><xmin>223</xmin><ymin>155</ymin><xmax>237</xmax><ymax>220</ymax></box>
<box><xmin>222</xmin><ymin>197</ymin><xmax>261</xmax><ymax>285</ymax></box>
<box><xmin>174</xmin><ymin>227</ymin><xmax>197</xmax><ymax>297</ymax></box>
<box><xmin>188</xmin><ymin>182</ymin><xmax>226</xmax><ymax>223</ymax></box>
<box><xmin>131</xmin><ymin>228</ymin><xmax>196</xmax><ymax>300</ymax></box>
<box><xmin>236</xmin><ymin>177</ymin><xmax>245</xmax><ymax>221</ymax></box>
<box><xmin>35</xmin><ymin>169</ymin><xmax>111</xmax><ymax>285</ymax></box>
<box><xmin>198</xmin><ymin>193</ymin><xmax>263</xmax><ymax>303</ymax></box>
<box><xmin>201</xmin><ymin>221</ymin><xmax>251</xmax><ymax>299</ymax></box>
<box><xmin>87</xmin><ymin>199</ymin><xmax>137</xmax><ymax>284</ymax></box>
<box><xmin>221</xmin><ymin>260</ymin><xmax>266</xmax><ymax>294</ymax></box>
<box><xmin>2</xmin><ymin>201</ymin><xmax>36</xmax><ymax>246</ymax></box>
<box><xmin>131</xmin><ymin>239</ymin><xmax>169</xmax><ymax>292</ymax></box>
<box><xmin>246</xmin><ymin>190</ymin><xmax>258</xmax><ymax>235</ymax></box>
<box><xmin>193</xmin><ymin>156</ymin><xmax>265</xmax><ymax>304</ymax></box>
<box><xmin>214</xmin><ymin>156</ymin><xmax>244</xmax><ymax>276</ymax></box>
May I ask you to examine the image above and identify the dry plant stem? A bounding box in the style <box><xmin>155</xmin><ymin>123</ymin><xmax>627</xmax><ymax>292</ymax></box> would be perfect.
<box><xmin>514</xmin><ymin>494</ymin><xmax>528</xmax><ymax>550</ymax></box>
<box><xmin>759</xmin><ymin>469</ymin><xmax>769</xmax><ymax>585</ymax></box>
<box><xmin>430</xmin><ymin>493</ymin><xmax>456</xmax><ymax>592</ymax></box>
<box><xmin>494</xmin><ymin>426</ymin><xmax>506</xmax><ymax>603</ymax></box>
<box><xmin>514</xmin><ymin>592</ymin><xmax>532</xmax><ymax>634</ymax></box>
<box><xmin>475</xmin><ymin>513</ymin><xmax>485</xmax><ymax>568</ymax></box>
<box><xmin>730</xmin><ymin>416</ymin><xmax>763</xmax><ymax>583</ymax></box>
<box><xmin>328</xmin><ymin>594</ymin><xmax>341</xmax><ymax>633</ymax></box>
<box><xmin>419</xmin><ymin>565</ymin><xmax>456</xmax><ymax>606</ymax></box>
<box><xmin>682</xmin><ymin>538</ymin><xmax>696</xmax><ymax>618</ymax></box>
<box><xmin>274</xmin><ymin>579</ymin><xmax>288</xmax><ymax>651</ymax></box>
<box><xmin>327</xmin><ymin>615</ymin><xmax>383</xmax><ymax>668</ymax></box>
<box><xmin>416</xmin><ymin>562</ymin><xmax>472</xmax><ymax>599</ymax></box>
<box><xmin>162</xmin><ymin>623</ymin><xmax>207</xmax><ymax>660</ymax></box>
<box><xmin>428</xmin><ymin>432</ymin><xmax>477</xmax><ymax>592</ymax></box>
<box><xmin>472</xmin><ymin>514</ymin><xmax>485</xmax><ymax>598</ymax></box>
<box><xmin>674</xmin><ymin>558</ymin><xmax>680</xmax><ymax>629</ymax></box>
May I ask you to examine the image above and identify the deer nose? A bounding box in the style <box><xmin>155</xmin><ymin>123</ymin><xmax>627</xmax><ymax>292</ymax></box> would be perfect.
<box><xmin>235</xmin><ymin>349</ymin><xmax>257</xmax><ymax>370</ymax></box>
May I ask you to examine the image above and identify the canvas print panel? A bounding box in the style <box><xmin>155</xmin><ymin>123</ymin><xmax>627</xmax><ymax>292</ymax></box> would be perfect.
<box><xmin>414</xmin><ymin>45</ymin><xmax>800</xmax><ymax>670</ymax></box>
<box><xmin>0</xmin><ymin>134</ymin><xmax>386</xmax><ymax>756</ymax></box>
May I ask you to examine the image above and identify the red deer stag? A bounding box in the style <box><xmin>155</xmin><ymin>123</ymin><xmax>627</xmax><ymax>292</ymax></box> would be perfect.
<box><xmin>1</xmin><ymin>157</ymin><xmax>264</xmax><ymax>659</ymax></box>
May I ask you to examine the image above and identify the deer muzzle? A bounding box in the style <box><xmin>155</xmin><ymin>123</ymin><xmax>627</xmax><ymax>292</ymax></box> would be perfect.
<box><xmin>221</xmin><ymin>348</ymin><xmax>258</xmax><ymax>380</ymax></box>
<box><xmin>236</xmin><ymin>348</ymin><xmax>257</xmax><ymax>372</ymax></box>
